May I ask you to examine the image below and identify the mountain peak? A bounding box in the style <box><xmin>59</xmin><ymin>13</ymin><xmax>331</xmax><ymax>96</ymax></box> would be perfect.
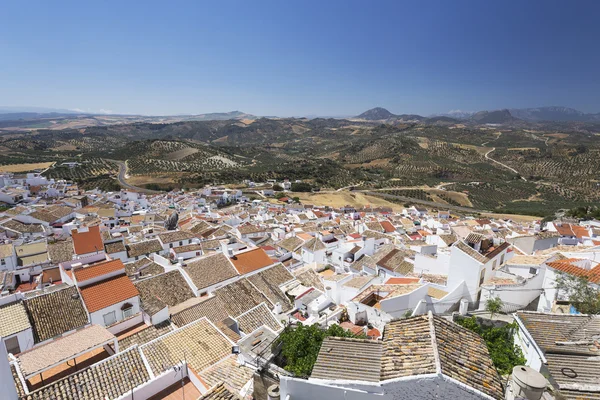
<box><xmin>355</xmin><ymin>107</ymin><xmax>396</xmax><ymax>120</ymax></box>
<box><xmin>470</xmin><ymin>109</ymin><xmax>517</xmax><ymax>124</ymax></box>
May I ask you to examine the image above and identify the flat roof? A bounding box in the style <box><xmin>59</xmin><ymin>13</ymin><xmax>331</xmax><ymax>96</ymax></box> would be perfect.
<box><xmin>17</xmin><ymin>324</ymin><xmax>116</xmax><ymax>378</ymax></box>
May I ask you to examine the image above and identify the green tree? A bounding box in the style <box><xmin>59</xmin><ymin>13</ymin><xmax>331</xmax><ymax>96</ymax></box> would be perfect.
<box><xmin>485</xmin><ymin>297</ymin><xmax>504</xmax><ymax>319</ymax></box>
<box><xmin>555</xmin><ymin>273</ymin><xmax>600</xmax><ymax>314</ymax></box>
<box><xmin>274</xmin><ymin>323</ymin><xmax>364</xmax><ymax>377</ymax></box>
<box><xmin>273</xmin><ymin>184</ymin><xmax>284</xmax><ymax>191</ymax></box>
<box><xmin>291</xmin><ymin>182</ymin><xmax>312</xmax><ymax>192</ymax></box>
<box><xmin>455</xmin><ymin>317</ymin><xmax>526</xmax><ymax>374</ymax></box>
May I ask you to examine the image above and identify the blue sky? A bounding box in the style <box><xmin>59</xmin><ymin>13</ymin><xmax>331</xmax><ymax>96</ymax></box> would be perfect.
<box><xmin>1</xmin><ymin>0</ymin><xmax>599</xmax><ymax>116</ymax></box>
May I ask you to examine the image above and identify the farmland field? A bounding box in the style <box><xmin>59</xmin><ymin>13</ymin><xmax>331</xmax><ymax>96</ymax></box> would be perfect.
<box><xmin>0</xmin><ymin>116</ymin><xmax>598</xmax><ymax>216</ymax></box>
<box><xmin>0</xmin><ymin>162</ymin><xmax>54</xmax><ymax>172</ymax></box>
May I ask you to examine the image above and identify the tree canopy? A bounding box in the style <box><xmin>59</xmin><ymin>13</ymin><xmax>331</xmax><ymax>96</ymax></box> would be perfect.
<box><xmin>485</xmin><ymin>297</ymin><xmax>504</xmax><ymax>319</ymax></box>
<box><xmin>555</xmin><ymin>273</ymin><xmax>600</xmax><ymax>314</ymax></box>
<box><xmin>290</xmin><ymin>182</ymin><xmax>313</xmax><ymax>192</ymax></box>
<box><xmin>455</xmin><ymin>316</ymin><xmax>526</xmax><ymax>375</ymax></box>
<box><xmin>274</xmin><ymin>323</ymin><xmax>363</xmax><ymax>377</ymax></box>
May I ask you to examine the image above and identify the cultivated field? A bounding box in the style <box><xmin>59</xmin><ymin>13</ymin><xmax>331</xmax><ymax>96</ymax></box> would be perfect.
<box><xmin>292</xmin><ymin>192</ymin><xmax>404</xmax><ymax>211</ymax></box>
<box><xmin>0</xmin><ymin>162</ymin><xmax>54</xmax><ymax>172</ymax></box>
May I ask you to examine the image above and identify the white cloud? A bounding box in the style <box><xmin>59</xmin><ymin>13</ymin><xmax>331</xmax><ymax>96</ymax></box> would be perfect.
<box><xmin>99</xmin><ymin>109</ymin><xmax>114</xmax><ymax>114</ymax></box>
<box><xmin>69</xmin><ymin>108</ymin><xmax>85</xmax><ymax>113</ymax></box>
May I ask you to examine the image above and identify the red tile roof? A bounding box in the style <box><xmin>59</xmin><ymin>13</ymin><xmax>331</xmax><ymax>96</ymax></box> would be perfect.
<box><xmin>547</xmin><ymin>259</ymin><xmax>600</xmax><ymax>284</ymax></box>
<box><xmin>79</xmin><ymin>274</ymin><xmax>139</xmax><ymax>313</ymax></box>
<box><xmin>366</xmin><ymin>327</ymin><xmax>381</xmax><ymax>338</ymax></box>
<box><xmin>380</xmin><ymin>221</ymin><xmax>396</xmax><ymax>233</ymax></box>
<box><xmin>572</xmin><ymin>225</ymin><xmax>589</xmax><ymax>239</ymax></box>
<box><xmin>72</xmin><ymin>226</ymin><xmax>104</xmax><ymax>255</ymax></box>
<box><xmin>340</xmin><ymin>321</ymin><xmax>365</xmax><ymax>336</ymax></box>
<box><xmin>293</xmin><ymin>311</ymin><xmax>306</xmax><ymax>321</ymax></box>
<box><xmin>554</xmin><ymin>223</ymin><xmax>588</xmax><ymax>239</ymax></box>
<box><xmin>74</xmin><ymin>258</ymin><xmax>125</xmax><ymax>282</ymax></box>
<box><xmin>230</xmin><ymin>248</ymin><xmax>274</xmax><ymax>275</ymax></box>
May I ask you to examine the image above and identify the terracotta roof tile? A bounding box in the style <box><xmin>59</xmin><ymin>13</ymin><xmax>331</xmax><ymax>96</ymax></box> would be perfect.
<box><xmin>547</xmin><ymin>259</ymin><xmax>600</xmax><ymax>284</ymax></box>
<box><xmin>140</xmin><ymin>318</ymin><xmax>232</xmax><ymax>376</ymax></box>
<box><xmin>25</xmin><ymin>346</ymin><xmax>150</xmax><ymax>400</ymax></box>
<box><xmin>0</xmin><ymin>302</ymin><xmax>31</xmax><ymax>338</ymax></box>
<box><xmin>73</xmin><ymin>258</ymin><xmax>124</xmax><ymax>282</ymax></box>
<box><xmin>79</xmin><ymin>274</ymin><xmax>139</xmax><ymax>313</ymax></box>
<box><xmin>236</xmin><ymin>302</ymin><xmax>282</xmax><ymax>334</ymax></box>
<box><xmin>199</xmin><ymin>382</ymin><xmax>242</xmax><ymax>400</ymax></box>
<box><xmin>246</xmin><ymin>263</ymin><xmax>293</xmax><ymax>312</ymax></box>
<box><xmin>72</xmin><ymin>226</ymin><xmax>104</xmax><ymax>255</ymax></box>
<box><xmin>134</xmin><ymin>270</ymin><xmax>195</xmax><ymax>312</ymax></box>
<box><xmin>24</xmin><ymin>286</ymin><xmax>89</xmax><ymax>343</ymax></box>
<box><xmin>184</xmin><ymin>253</ymin><xmax>239</xmax><ymax>291</ymax></box>
<box><xmin>214</xmin><ymin>279</ymin><xmax>272</xmax><ymax>317</ymax></box>
<box><xmin>230</xmin><ymin>248</ymin><xmax>273</xmax><ymax>275</ymax></box>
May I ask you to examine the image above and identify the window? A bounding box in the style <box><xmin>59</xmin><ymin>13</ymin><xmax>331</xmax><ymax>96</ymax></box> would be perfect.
<box><xmin>103</xmin><ymin>311</ymin><xmax>116</xmax><ymax>326</ymax></box>
<box><xmin>1</xmin><ymin>258</ymin><xmax>5</xmax><ymax>266</ymax></box>
<box><xmin>5</xmin><ymin>336</ymin><xmax>20</xmax><ymax>355</ymax></box>
<box><xmin>479</xmin><ymin>269</ymin><xmax>486</xmax><ymax>286</ymax></box>
<box><xmin>179</xmin><ymin>241</ymin><xmax>183</xmax><ymax>246</ymax></box>
<box><xmin>169</xmin><ymin>243</ymin><xmax>173</xmax><ymax>248</ymax></box>
<box><xmin>500</xmin><ymin>254</ymin><xmax>505</xmax><ymax>265</ymax></box>
<box><xmin>122</xmin><ymin>306</ymin><xmax>134</xmax><ymax>319</ymax></box>
<box><xmin>529</xmin><ymin>267</ymin><xmax>538</xmax><ymax>275</ymax></box>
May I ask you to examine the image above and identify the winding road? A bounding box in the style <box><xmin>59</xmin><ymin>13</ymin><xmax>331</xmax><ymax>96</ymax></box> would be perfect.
<box><xmin>109</xmin><ymin>160</ymin><xmax>162</xmax><ymax>194</ymax></box>
<box><xmin>484</xmin><ymin>148</ymin><xmax>527</xmax><ymax>181</ymax></box>
<box><xmin>481</xmin><ymin>131</ymin><xmax>527</xmax><ymax>181</ymax></box>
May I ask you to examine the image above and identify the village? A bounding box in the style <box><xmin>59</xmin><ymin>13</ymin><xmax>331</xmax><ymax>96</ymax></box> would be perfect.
<box><xmin>0</xmin><ymin>171</ymin><xmax>599</xmax><ymax>400</ymax></box>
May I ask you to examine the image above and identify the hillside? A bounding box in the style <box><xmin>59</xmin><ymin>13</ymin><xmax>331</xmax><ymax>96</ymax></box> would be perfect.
<box><xmin>470</xmin><ymin>109</ymin><xmax>517</xmax><ymax>124</ymax></box>
<box><xmin>1</xmin><ymin>116</ymin><xmax>600</xmax><ymax>216</ymax></box>
<box><xmin>509</xmin><ymin>106</ymin><xmax>600</xmax><ymax>122</ymax></box>
<box><xmin>355</xmin><ymin>107</ymin><xmax>396</xmax><ymax>120</ymax></box>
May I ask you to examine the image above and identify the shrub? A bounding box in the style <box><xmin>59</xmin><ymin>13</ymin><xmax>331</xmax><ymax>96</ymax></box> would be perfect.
<box><xmin>455</xmin><ymin>316</ymin><xmax>526</xmax><ymax>374</ymax></box>
<box><xmin>291</xmin><ymin>182</ymin><xmax>313</xmax><ymax>192</ymax></box>
<box><xmin>274</xmin><ymin>323</ymin><xmax>364</xmax><ymax>377</ymax></box>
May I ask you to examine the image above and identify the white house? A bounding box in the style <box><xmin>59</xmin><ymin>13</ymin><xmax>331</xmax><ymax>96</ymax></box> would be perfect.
<box><xmin>0</xmin><ymin>297</ymin><xmax>34</xmax><ymax>356</ymax></box>
<box><xmin>446</xmin><ymin>240</ymin><xmax>511</xmax><ymax>308</ymax></box>
<box><xmin>74</xmin><ymin>259</ymin><xmax>141</xmax><ymax>327</ymax></box>
<box><xmin>0</xmin><ymin>244</ymin><xmax>17</xmax><ymax>272</ymax></box>
<box><xmin>280</xmin><ymin>313</ymin><xmax>504</xmax><ymax>400</ymax></box>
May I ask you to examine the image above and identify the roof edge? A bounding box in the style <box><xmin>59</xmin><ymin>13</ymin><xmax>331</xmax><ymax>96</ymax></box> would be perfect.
<box><xmin>428</xmin><ymin>311</ymin><xmax>442</xmax><ymax>374</ymax></box>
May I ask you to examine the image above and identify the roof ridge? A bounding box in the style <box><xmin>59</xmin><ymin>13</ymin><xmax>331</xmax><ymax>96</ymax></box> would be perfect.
<box><xmin>325</xmin><ymin>336</ymin><xmax>379</xmax><ymax>344</ymax></box>
<box><xmin>427</xmin><ymin>311</ymin><xmax>442</xmax><ymax>374</ymax></box>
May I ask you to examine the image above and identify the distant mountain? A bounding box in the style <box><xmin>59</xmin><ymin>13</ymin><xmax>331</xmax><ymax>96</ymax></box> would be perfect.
<box><xmin>396</xmin><ymin>114</ymin><xmax>425</xmax><ymax>122</ymax></box>
<box><xmin>431</xmin><ymin>110</ymin><xmax>475</xmax><ymax>119</ymax></box>
<box><xmin>180</xmin><ymin>111</ymin><xmax>256</xmax><ymax>121</ymax></box>
<box><xmin>355</xmin><ymin>107</ymin><xmax>396</xmax><ymax>120</ymax></box>
<box><xmin>0</xmin><ymin>106</ymin><xmax>85</xmax><ymax>114</ymax></box>
<box><xmin>509</xmin><ymin>106</ymin><xmax>600</xmax><ymax>122</ymax></box>
<box><xmin>0</xmin><ymin>112</ymin><xmax>86</xmax><ymax>122</ymax></box>
<box><xmin>425</xmin><ymin>116</ymin><xmax>461</xmax><ymax>124</ymax></box>
<box><xmin>470</xmin><ymin>109</ymin><xmax>517</xmax><ymax>124</ymax></box>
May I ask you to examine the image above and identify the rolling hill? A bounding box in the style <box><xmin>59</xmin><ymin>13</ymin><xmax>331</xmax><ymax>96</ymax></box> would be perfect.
<box><xmin>2</xmin><ymin>114</ymin><xmax>600</xmax><ymax>216</ymax></box>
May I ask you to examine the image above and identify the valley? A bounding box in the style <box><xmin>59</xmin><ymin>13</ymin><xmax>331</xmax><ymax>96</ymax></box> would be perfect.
<box><xmin>1</xmin><ymin>109</ymin><xmax>599</xmax><ymax>217</ymax></box>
